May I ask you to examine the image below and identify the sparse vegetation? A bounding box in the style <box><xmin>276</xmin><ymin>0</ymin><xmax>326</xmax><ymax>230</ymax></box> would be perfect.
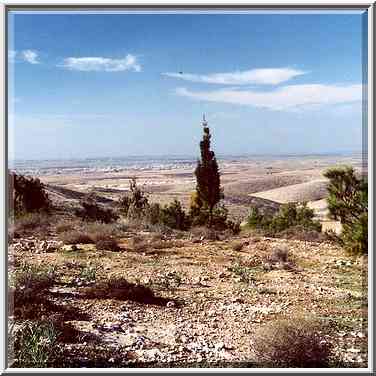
<box><xmin>8</xmin><ymin>152</ymin><xmax>367</xmax><ymax>368</ymax></box>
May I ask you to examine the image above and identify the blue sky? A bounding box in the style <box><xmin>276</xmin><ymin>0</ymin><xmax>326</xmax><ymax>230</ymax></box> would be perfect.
<box><xmin>8</xmin><ymin>11</ymin><xmax>366</xmax><ymax>160</ymax></box>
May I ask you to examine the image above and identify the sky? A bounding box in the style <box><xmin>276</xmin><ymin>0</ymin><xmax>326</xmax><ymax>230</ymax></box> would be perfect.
<box><xmin>8</xmin><ymin>11</ymin><xmax>367</xmax><ymax>160</ymax></box>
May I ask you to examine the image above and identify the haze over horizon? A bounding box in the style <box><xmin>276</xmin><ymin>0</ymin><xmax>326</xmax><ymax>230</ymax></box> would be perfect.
<box><xmin>8</xmin><ymin>11</ymin><xmax>366</xmax><ymax>160</ymax></box>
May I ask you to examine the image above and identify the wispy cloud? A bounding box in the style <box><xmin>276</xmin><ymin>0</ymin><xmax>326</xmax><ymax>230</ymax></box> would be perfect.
<box><xmin>59</xmin><ymin>54</ymin><xmax>141</xmax><ymax>72</ymax></box>
<box><xmin>176</xmin><ymin>84</ymin><xmax>362</xmax><ymax>111</ymax></box>
<box><xmin>21</xmin><ymin>49</ymin><xmax>40</xmax><ymax>64</ymax></box>
<box><xmin>8</xmin><ymin>50</ymin><xmax>17</xmax><ymax>63</ymax></box>
<box><xmin>163</xmin><ymin>68</ymin><xmax>306</xmax><ymax>85</ymax></box>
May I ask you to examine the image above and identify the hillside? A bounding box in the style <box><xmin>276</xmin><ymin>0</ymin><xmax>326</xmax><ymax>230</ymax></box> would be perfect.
<box><xmin>9</xmin><ymin>215</ymin><xmax>367</xmax><ymax>367</ymax></box>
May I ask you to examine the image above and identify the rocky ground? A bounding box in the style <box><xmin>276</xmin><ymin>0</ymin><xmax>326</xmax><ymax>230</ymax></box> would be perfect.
<box><xmin>8</xmin><ymin>229</ymin><xmax>368</xmax><ymax>368</ymax></box>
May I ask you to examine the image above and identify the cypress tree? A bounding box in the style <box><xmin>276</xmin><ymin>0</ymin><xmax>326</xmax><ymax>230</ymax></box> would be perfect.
<box><xmin>194</xmin><ymin>115</ymin><xmax>223</xmax><ymax>226</ymax></box>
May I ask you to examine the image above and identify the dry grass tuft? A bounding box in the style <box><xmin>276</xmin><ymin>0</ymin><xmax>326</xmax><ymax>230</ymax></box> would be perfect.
<box><xmin>59</xmin><ymin>230</ymin><xmax>93</xmax><ymax>245</ymax></box>
<box><xmin>252</xmin><ymin>318</ymin><xmax>333</xmax><ymax>367</ymax></box>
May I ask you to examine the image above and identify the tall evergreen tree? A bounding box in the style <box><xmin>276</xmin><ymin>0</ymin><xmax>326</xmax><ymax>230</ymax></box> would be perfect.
<box><xmin>194</xmin><ymin>115</ymin><xmax>223</xmax><ymax>226</ymax></box>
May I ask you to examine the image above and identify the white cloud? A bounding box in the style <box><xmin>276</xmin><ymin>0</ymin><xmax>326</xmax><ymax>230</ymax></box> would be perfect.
<box><xmin>163</xmin><ymin>68</ymin><xmax>306</xmax><ymax>85</ymax></box>
<box><xmin>21</xmin><ymin>50</ymin><xmax>40</xmax><ymax>64</ymax></box>
<box><xmin>60</xmin><ymin>54</ymin><xmax>141</xmax><ymax>72</ymax></box>
<box><xmin>175</xmin><ymin>84</ymin><xmax>362</xmax><ymax>111</ymax></box>
<box><xmin>8</xmin><ymin>50</ymin><xmax>17</xmax><ymax>63</ymax></box>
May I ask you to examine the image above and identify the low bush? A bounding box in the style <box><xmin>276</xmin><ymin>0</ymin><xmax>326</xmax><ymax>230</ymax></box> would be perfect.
<box><xmin>55</xmin><ymin>220</ymin><xmax>75</xmax><ymax>234</ymax></box>
<box><xmin>79</xmin><ymin>264</ymin><xmax>98</xmax><ymax>283</ymax></box>
<box><xmin>268</xmin><ymin>245</ymin><xmax>289</xmax><ymax>263</ymax></box>
<box><xmin>12</xmin><ymin>213</ymin><xmax>51</xmax><ymax>236</ymax></box>
<box><xmin>151</xmin><ymin>239</ymin><xmax>185</xmax><ymax>250</ymax></box>
<box><xmin>231</xmin><ymin>241</ymin><xmax>246</xmax><ymax>252</ymax></box>
<box><xmin>83</xmin><ymin>276</ymin><xmax>168</xmax><ymax>305</ymax></box>
<box><xmin>75</xmin><ymin>193</ymin><xmax>118</xmax><ymax>223</ymax></box>
<box><xmin>94</xmin><ymin>235</ymin><xmax>119</xmax><ymax>252</ymax></box>
<box><xmin>59</xmin><ymin>230</ymin><xmax>93</xmax><ymax>245</ymax></box>
<box><xmin>226</xmin><ymin>219</ymin><xmax>241</xmax><ymax>235</ymax></box>
<box><xmin>190</xmin><ymin>226</ymin><xmax>219</xmax><ymax>241</ymax></box>
<box><xmin>228</xmin><ymin>262</ymin><xmax>255</xmax><ymax>284</ymax></box>
<box><xmin>13</xmin><ymin>319</ymin><xmax>59</xmax><ymax>368</ymax></box>
<box><xmin>247</xmin><ymin>202</ymin><xmax>322</xmax><ymax>238</ymax></box>
<box><xmin>11</xmin><ymin>262</ymin><xmax>56</xmax><ymax>307</ymax></box>
<box><xmin>159</xmin><ymin>199</ymin><xmax>190</xmax><ymax>231</ymax></box>
<box><xmin>278</xmin><ymin>225</ymin><xmax>329</xmax><ymax>243</ymax></box>
<box><xmin>263</xmin><ymin>245</ymin><xmax>296</xmax><ymax>272</ymax></box>
<box><xmin>252</xmin><ymin>318</ymin><xmax>332</xmax><ymax>367</ymax></box>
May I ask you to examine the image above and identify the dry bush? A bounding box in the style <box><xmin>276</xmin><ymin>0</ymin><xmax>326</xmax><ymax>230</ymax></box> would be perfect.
<box><xmin>59</xmin><ymin>230</ymin><xmax>93</xmax><ymax>245</ymax></box>
<box><xmin>268</xmin><ymin>245</ymin><xmax>289</xmax><ymax>263</ymax></box>
<box><xmin>94</xmin><ymin>235</ymin><xmax>119</xmax><ymax>252</ymax></box>
<box><xmin>83</xmin><ymin>276</ymin><xmax>169</xmax><ymax>305</ymax></box>
<box><xmin>190</xmin><ymin>226</ymin><xmax>219</xmax><ymax>241</ymax></box>
<box><xmin>263</xmin><ymin>245</ymin><xmax>297</xmax><ymax>272</ymax></box>
<box><xmin>252</xmin><ymin>318</ymin><xmax>333</xmax><ymax>367</ymax></box>
<box><xmin>13</xmin><ymin>213</ymin><xmax>51</xmax><ymax>236</ymax></box>
<box><xmin>81</xmin><ymin>222</ymin><xmax>118</xmax><ymax>236</ymax></box>
<box><xmin>55</xmin><ymin>220</ymin><xmax>75</xmax><ymax>234</ymax></box>
<box><xmin>278</xmin><ymin>225</ymin><xmax>329</xmax><ymax>243</ymax></box>
<box><xmin>231</xmin><ymin>241</ymin><xmax>248</xmax><ymax>252</ymax></box>
<box><xmin>151</xmin><ymin>239</ymin><xmax>185</xmax><ymax>250</ymax></box>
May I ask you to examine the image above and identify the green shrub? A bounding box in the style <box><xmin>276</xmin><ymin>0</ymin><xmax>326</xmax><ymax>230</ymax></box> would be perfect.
<box><xmin>247</xmin><ymin>202</ymin><xmax>321</xmax><ymax>236</ymax></box>
<box><xmin>79</xmin><ymin>264</ymin><xmax>98</xmax><ymax>282</ymax></box>
<box><xmin>145</xmin><ymin>202</ymin><xmax>163</xmax><ymax>225</ymax></box>
<box><xmin>11</xmin><ymin>262</ymin><xmax>56</xmax><ymax>307</ymax></box>
<box><xmin>190</xmin><ymin>201</ymin><xmax>237</xmax><ymax>233</ymax></box>
<box><xmin>252</xmin><ymin>318</ymin><xmax>332</xmax><ymax>367</ymax></box>
<box><xmin>159</xmin><ymin>199</ymin><xmax>190</xmax><ymax>231</ymax></box>
<box><xmin>324</xmin><ymin>166</ymin><xmax>367</xmax><ymax>255</ymax></box>
<box><xmin>226</xmin><ymin>219</ymin><xmax>241</xmax><ymax>235</ymax></box>
<box><xmin>13</xmin><ymin>320</ymin><xmax>59</xmax><ymax>367</ymax></box>
<box><xmin>341</xmin><ymin>213</ymin><xmax>368</xmax><ymax>256</ymax></box>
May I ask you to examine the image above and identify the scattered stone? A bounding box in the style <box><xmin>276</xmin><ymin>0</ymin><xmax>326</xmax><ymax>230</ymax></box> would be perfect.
<box><xmin>166</xmin><ymin>301</ymin><xmax>176</xmax><ymax>308</ymax></box>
